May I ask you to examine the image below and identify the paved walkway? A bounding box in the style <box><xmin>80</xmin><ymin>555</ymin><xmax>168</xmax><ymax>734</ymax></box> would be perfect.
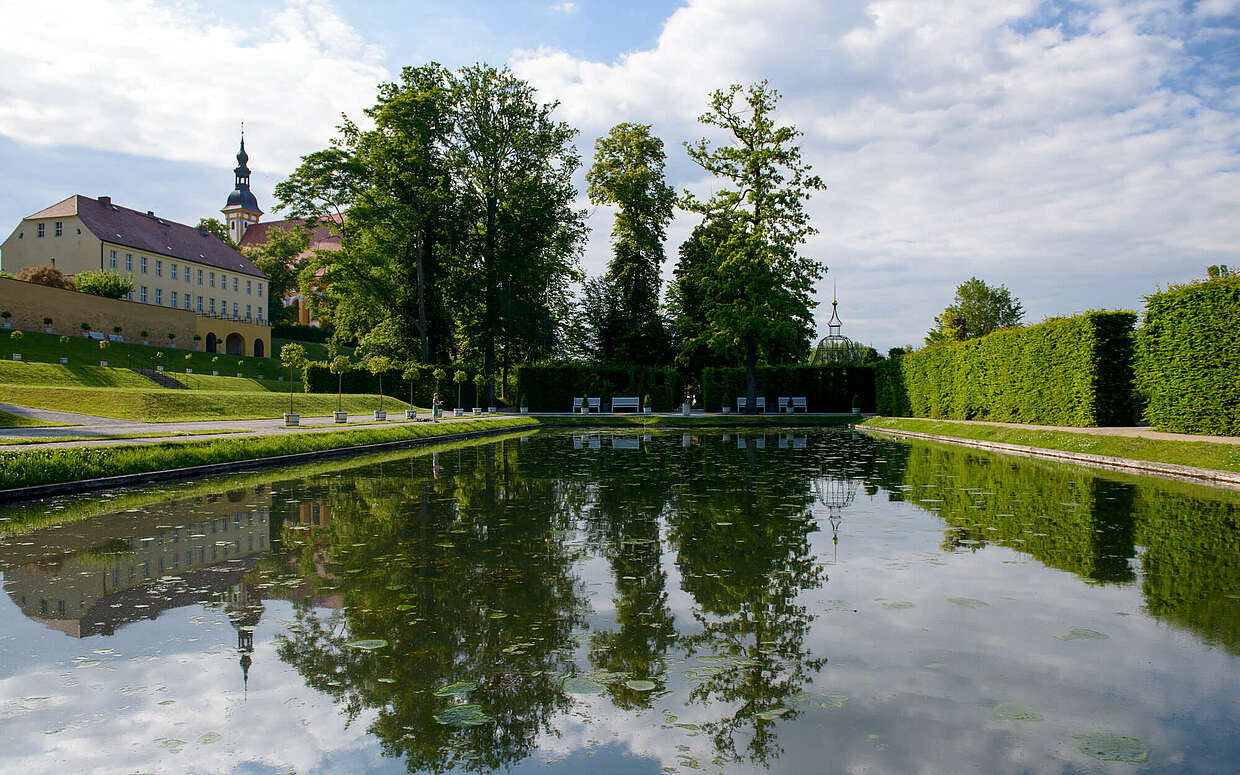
<box><xmin>899</xmin><ymin>417</ymin><xmax>1240</xmax><ymax>446</ymax></box>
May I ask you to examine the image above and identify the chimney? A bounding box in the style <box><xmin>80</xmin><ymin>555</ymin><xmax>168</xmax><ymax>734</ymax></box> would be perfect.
<box><xmin>147</xmin><ymin>210</ymin><xmax>155</xmax><ymax>217</ymax></box>
<box><xmin>97</xmin><ymin>196</ymin><xmax>111</xmax><ymax>207</ymax></box>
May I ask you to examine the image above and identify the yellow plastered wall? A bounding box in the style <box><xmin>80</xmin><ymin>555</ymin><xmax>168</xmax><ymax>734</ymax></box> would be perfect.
<box><xmin>0</xmin><ymin>216</ymin><xmax>99</xmax><ymax>276</ymax></box>
<box><xmin>195</xmin><ymin>317</ymin><xmax>272</xmax><ymax>358</ymax></box>
<box><xmin>0</xmin><ymin>276</ymin><xmax>198</xmax><ymax>346</ymax></box>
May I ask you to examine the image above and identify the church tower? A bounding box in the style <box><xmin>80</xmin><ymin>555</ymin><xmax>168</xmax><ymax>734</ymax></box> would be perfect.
<box><xmin>221</xmin><ymin>133</ymin><xmax>262</xmax><ymax>244</ymax></box>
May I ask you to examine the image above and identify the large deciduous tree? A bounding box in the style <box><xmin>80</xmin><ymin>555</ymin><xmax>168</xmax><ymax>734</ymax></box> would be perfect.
<box><xmin>924</xmin><ymin>276</ymin><xmax>1024</xmax><ymax>345</ymax></box>
<box><xmin>584</xmin><ymin>123</ymin><xmax>676</xmax><ymax>363</ymax></box>
<box><xmin>677</xmin><ymin>82</ymin><xmax>826</xmax><ymax>412</ymax></box>
<box><xmin>241</xmin><ymin>225</ymin><xmax>309</xmax><ymax>326</ymax></box>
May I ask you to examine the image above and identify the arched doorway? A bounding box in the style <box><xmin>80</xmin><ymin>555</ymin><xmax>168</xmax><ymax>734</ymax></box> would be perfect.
<box><xmin>205</xmin><ymin>332</ymin><xmax>218</xmax><ymax>353</ymax></box>
<box><xmin>225</xmin><ymin>332</ymin><xmax>245</xmax><ymax>355</ymax></box>
<box><xmin>254</xmin><ymin>338</ymin><xmax>265</xmax><ymax>358</ymax></box>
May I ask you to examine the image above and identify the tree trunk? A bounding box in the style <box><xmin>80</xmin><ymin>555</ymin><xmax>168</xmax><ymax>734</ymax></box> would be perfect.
<box><xmin>416</xmin><ymin>229</ymin><xmax>429</xmax><ymax>364</ymax></box>
<box><xmin>744</xmin><ymin>336</ymin><xmax>758</xmax><ymax>415</ymax></box>
<box><xmin>483</xmin><ymin>194</ymin><xmax>498</xmax><ymax>404</ymax></box>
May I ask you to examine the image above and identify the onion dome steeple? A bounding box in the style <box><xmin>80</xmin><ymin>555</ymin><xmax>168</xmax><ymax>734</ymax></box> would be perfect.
<box><xmin>222</xmin><ymin>127</ymin><xmax>263</xmax><ymax>244</ymax></box>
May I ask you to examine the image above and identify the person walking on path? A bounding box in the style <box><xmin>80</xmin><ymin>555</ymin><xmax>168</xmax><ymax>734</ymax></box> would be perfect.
<box><xmin>431</xmin><ymin>391</ymin><xmax>443</xmax><ymax>422</ymax></box>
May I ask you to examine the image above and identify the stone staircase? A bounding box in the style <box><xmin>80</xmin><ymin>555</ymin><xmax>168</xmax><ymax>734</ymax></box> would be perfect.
<box><xmin>132</xmin><ymin>368</ymin><xmax>189</xmax><ymax>389</ymax></box>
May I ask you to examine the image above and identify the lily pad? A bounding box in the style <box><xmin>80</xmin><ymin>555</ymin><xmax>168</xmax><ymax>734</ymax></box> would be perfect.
<box><xmin>790</xmin><ymin>691</ymin><xmax>848</xmax><ymax>709</ymax></box>
<box><xmin>994</xmin><ymin>703</ymin><xmax>1043</xmax><ymax>721</ymax></box>
<box><xmin>948</xmin><ymin>597</ymin><xmax>988</xmax><ymax>609</ymax></box>
<box><xmin>1056</xmin><ymin>628</ymin><xmax>1108</xmax><ymax>641</ymax></box>
<box><xmin>433</xmin><ymin>704</ymin><xmax>491</xmax><ymax>728</ymax></box>
<box><xmin>344</xmin><ymin>639</ymin><xmax>389</xmax><ymax>651</ymax></box>
<box><xmin>562</xmin><ymin>676</ymin><xmax>606</xmax><ymax>694</ymax></box>
<box><xmin>755</xmin><ymin>706</ymin><xmax>791</xmax><ymax>720</ymax></box>
<box><xmin>624</xmin><ymin>679</ymin><xmax>657</xmax><ymax>692</ymax></box>
<box><xmin>882</xmin><ymin>601</ymin><xmax>915</xmax><ymax>610</ymax></box>
<box><xmin>1073</xmin><ymin>732</ymin><xmax>1148</xmax><ymax>762</ymax></box>
<box><xmin>433</xmin><ymin>680</ymin><xmax>478</xmax><ymax>697</ymax></box>
<box><xmin>197</xmin><ymin>731</ymin><xmax>221</xmax><ymax>744</ymax></box>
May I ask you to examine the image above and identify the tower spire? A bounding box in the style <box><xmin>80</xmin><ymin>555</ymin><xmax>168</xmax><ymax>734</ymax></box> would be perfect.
<box><xmin>222</xmin><ymin>125</ymin><xmax>262</xmax><ymax>244</ymax></box>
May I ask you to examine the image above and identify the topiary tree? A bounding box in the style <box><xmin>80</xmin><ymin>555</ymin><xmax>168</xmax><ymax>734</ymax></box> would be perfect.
<box><xmin>280</xmin><ymin>343</ymin><xmax>308</xmax><ymax>416</ymax></box>
<box><xmin>76</xmin><ymin>270</ymin><xmax>133</xmax><ymax>299</ymax></box>
<box><xmin>43</xmin><ymin>317</ymin><xmax>53</xmax><ymax>328</ymax></box>
<box><xmin>98</xmin><ymin>340</ymin><xmax>109</xmax><ymax>363</ymax></box>
<box><xmin>112</xmin><ymin>325</ymin><xmax>122</xmax><ymax>336</ymax></box>
<box><xmin>10</xmin><ymin>329</ymin><xmax>22</xmax><ymax>357</ymax></box>
<box><xmin>329</xmin><ymin>355</ymin><xmax>350</xmax><ymax>412</ymax></box>
<box><xmin>80</xmin><ymin>322</ymin><xmax>90</xmax><ymax>335</ymax></box>
<box><xmin>140</xmin><ymin>329</ymin><xmax>148</xmax><ymax>341</ymax></box>
<box><xmin>1</xmin><ymin>311</ymin><xmax>10</xmax><ymax>327</ymax></box>
<box><xmin>167</xmin><ymin>332</ymin><xmax>176</xmax><ymax>346</ymax></box>
<box><xmin>58</xmin><ymin>335</ymin><xmax>69</xmax><ymax>359</ymax></box>
<box><xmin>453</xmin><ymin>370</ymin><xmax>467</xmax><ymax>409</ymax></box>
<box><xmin>403</xmin><ymin>363</ymin><xmax>419</xmax><ymax>408</ymax></box>
<box><xmin>473</xmin><ymin>373</ymin><xmax>486</xmax><ymax>408</ymax></box>
<box><xmin>367</xmin><ymin>356</ymin><xmax>393</xmax><ymax>413</ymax></box>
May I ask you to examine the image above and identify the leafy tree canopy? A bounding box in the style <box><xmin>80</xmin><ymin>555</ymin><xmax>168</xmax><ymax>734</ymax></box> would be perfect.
<box><xmin>925</xmin><ymin>276</ymin><xmax>1024</xmax><ymax>345</ymax></box>
<box><xmin>197</xmin><ymin>217</ymin><xmax>236</xmax><ymax>248</ymax></box>
<box><xmin>242</xmin><ymin>225</ymin><xmax>309</xmax><ymax>327</ymax></box>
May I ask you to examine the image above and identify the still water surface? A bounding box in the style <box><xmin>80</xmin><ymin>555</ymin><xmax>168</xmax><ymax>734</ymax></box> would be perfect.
<box><xmin>0</xmin><ymin>429</ymin><xmax>1238</xmax><ymax>774</ymax></box>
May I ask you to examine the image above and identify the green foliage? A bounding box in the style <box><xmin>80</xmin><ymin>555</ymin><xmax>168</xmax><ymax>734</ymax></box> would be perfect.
<box><xmin>196</xmin><ymin>217</ymin><xmax>236</xmax><ymax>248</ymax></box>
<box><xmin>281</xmin><ymin>343</ymin><xmax>308</xmax><ymax>370</ymax></box>
<box><xmin>1136</xmin><ymin>274</ymin><xmax>1240</xmax><ymax>435</ymax></box>
<box><xmin>925</xmin><ymin>276</ymin><xmax>1024</xmax><ymax>345</ymax></box>
<box><xmin>9</xmin><ymin>330</ymin><xmax>22</xmax><ymax>344</ymax></box>
<box><xmin>272</xmin><ymin>323</ymin><xmax>330</xmax><ymax>343</ymax></box>
<box><xmin>515</xmin><ymin>363</ymin><xmax>682</xmax><ymax>412</ymax></box>
<box><xmin>676</xmin><ymin>83</ymin><xmax>825</xmax><ymax>405</ymax></box>
<box><xmin>243</xmin><ymin>225</ymin><xmax>310</xmax><ymax>327</ymax></box>
<box><xmin>876</xmin><ymin>311</ymin><xmax>1137</xmax><ymax>426</ymax></box>
<box><xmin>700</xmin><ymin>365</ymin><xmax>875</xmax><ymax>412</ymax></box>
<box><xmin>305</xmin><ymin>362</ymin><xmax>472</xmax><ymax>410</ymax></box>
<box><xmin>75</xmin><ymin>270</ymin><xmax>133</xmax><ymax>299</ymax></box>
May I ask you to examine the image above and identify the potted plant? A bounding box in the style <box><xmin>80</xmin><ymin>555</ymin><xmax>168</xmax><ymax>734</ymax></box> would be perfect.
<box><xmin>452</xmin><ymin>370</ymin><xmax>467</xmax><ymax>416</ymax></box>
<box><xmin>58</xmin><ymin>335</ymin><xmax>70</xmax><ymax>364</ymax></box>
<box><xmin>0</xmin><ymin>311</ymin><xmax>10</xmax><ymax>329</ymax></box>
<box><xmin>236</xmin><ymin>358</ymin><xmax>245</xmax><ymax>378</ymax></box>
<box><xmin>211</xmin><ymin>355</ymin><xmax>219</xmax><ymax>376</ymax></box>
<box><xmin>433</xmin><ymin>367</ymin><xmax>446</xmax><ymax>418</ymax></box>
<box><xmin>184</xmin><ymin>352</ymin><xmax>193</xmax><ymax>373</ymax></box>
<box><xmin>643</xmin><ymin>394</ymin><xmax>653</xmax><ymax>414</ymax></box>
<box><xmin>367</xmin><ymin>355</ymin><xmax>392</xmax><ymax>420</ymax></box>
<box><xmin>9</xmin><ymin>330</ymin><xmax>22</xmax><ymax>360</ymax></box>
<box><xmin>167</xmin><ymin>332</ymin><xmax>176</xmax><ymax>349</ymax></box>
<box><xmin>519</xmin><ymin>394</ymin><xmax>529</xmax><ymax>415</ymax></box>
<box><xmin>140</xmin><ymin>329</ymin><xmax>149</xmax><ymax>345</ymax></box>
<box><xmin>851</xmin><ymin>393</ymin><xmax>862</xmax><ymax>415</ymax></box>
<box><xmin>472</xmin><ymin>373</ymin><xmax>486</xmax><ymax>414</ymax></box>
<box><xmin>112</xmin><ymin>325</ymin><xmax>123</xmax><ymax>342</ymax></box>
<box><xmin>329</xmin><ymin>355</ymin><xmax>350</xmax><ymax>422</ymax></box>
<box><xmin>43</xmin><ymin>317</ymin><xmax>53</xmax><ymax>334</ymax></box>
<box><xmin>98</xmin><ymin>339</ymin><xmax>109</xmax><ymax>367</ymax></box>
<box><xmin>80</xmin><ymin>322</ymin><xmax>91</xmax><ymax>337</ymax></box>
<box><xmin>403</xmin><ymin>363</ymin><xmax>419</xmax><ymax>420</ymax></box>
<box><xmin>192</xmin><ymin>333</ymin><xmax>202</xmax><ymax>351</ymax></box>
<box><xmin>280</xmin><ymin>343</ymin><xmax>307</xmax><ymax>426</ymax></box>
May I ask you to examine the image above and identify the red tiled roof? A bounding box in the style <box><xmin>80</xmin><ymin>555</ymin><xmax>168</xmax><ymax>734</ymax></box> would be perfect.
<box><xmin>239</xmin><ymin>218</ymin><xmax>342</xmax><ymax>254</ymax></box>
<box><xmin>31</xmin><ymin>195</ymin><xmax>267</xmax><ymax>279</ymax></box>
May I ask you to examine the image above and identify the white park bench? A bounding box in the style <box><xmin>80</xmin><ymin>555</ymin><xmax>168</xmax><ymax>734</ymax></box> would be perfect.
<box><xmin>572</xmin><ymin>397</ymin><xmax>583</xmax><ymax>413</ymax></box>
<box><xmin>791</xmin><ymin>396</ymin><xmax>807</xmax><ymax>412</ymax></box>
<box><xmin>611</xmin><ymin>396</ymin><xmax>639</xmax><ymax>413</ymax></box>
<box><xmin>574</xmin><ymin>397</ymin><xmax>600</xmax><ymax>413</ymax></box>
<box><xmin>778</xmin><ymin>396</ymin><xmax>790</xmax><ymax>412</ymax></box>
<box><xmin>736</xmin><ymin>396</ymin><xmax>767</xmax><ymax>413</ymax></box>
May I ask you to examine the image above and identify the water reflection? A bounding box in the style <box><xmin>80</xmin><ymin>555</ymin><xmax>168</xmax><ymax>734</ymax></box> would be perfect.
<box><xmin>0</xmin><ymin>430</ymin><xmax>1238</xmax><ymax>773</ymax></box>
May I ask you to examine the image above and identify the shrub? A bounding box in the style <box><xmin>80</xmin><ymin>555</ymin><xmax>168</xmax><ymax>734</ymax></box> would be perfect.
<box><xmin>76</xmin><ymin>271</ymin><xmax>133</xmax><ymax>299</ymax></box>
<box><xmin>272</xmin><ymin>323</ymin><xmax>330</xmax><ymax>343</ymax></box>
<box><xmin>516</xmin><ymin>363</ymin><xmax>683</xmax><ymax>412</ymax></box>
<box><xmin>18</xmin><ymin>265</ymin><xmax>74</xmax><ymax>290</ymax></box>
<box><xmin>875</xmin><ymin>311</ymin><xmax>1137</xmax><ymax>427</ymax></box>
<box><xmin>701</xmin><ymin>365</ymin><xmax>876</xmax><ymax>412</ymax></box>
<box><xmin>1137</xmin><ymin>274</ymin><xmax>1240</xmax><ymax>434</ymax></box>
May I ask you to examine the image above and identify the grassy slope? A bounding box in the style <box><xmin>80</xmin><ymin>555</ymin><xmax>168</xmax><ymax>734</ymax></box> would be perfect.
<box><xmin>0</xmin><ymin>409</ymin><xmax>75</xmax><ymax>428</ymax></box>
<box><xmin>0</xmin><ymin>360</ymin><xmax>153</xmax><ymax>387</ymax></box>
<box><xmin>0</xmin><ymin>384</ymin><xmax>412</xmax><ymax>422</ymax></box>
<box><xmin>0</xmin><ymin>416</ymin><xmax>536</xmax><ymax>490</ymax></box>
<box><xmin>861</xmin><ymin>417</ymin><xmax>1240</xmax><ymax>474</ymax></box>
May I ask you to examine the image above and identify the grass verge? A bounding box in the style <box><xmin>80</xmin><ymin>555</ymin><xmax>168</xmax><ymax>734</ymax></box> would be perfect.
<box><xmin>0</xmin><ymin>416</ymin><xmax>536</xmax><ymax>490</ymax></box>
<box><xmin>0</xmin><ymin>409</ymin><xmax>77</xmax><ymax>429</ymax></box>
<box><xmin>0</xmin><ymin>429</ymin><xmax>249</xmax><ymax>445</ymax></box>
<box><xmin>0</xmin><ymin>384</ymin><xmax>409</xmax><ymax>422</ymax></box>
<box><xmin>861</xmin><ymin>417</ymin><xmax>1240</xmax><ymax>474</ymax></box>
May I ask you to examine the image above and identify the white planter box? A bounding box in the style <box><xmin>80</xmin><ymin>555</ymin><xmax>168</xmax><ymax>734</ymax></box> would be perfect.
<box><xmin>156</xmin><ymin>365</ymin><xmax>164</xmax><ymax>371</ymax></box>
<box><xmin>284</xmin><ymin>412</ymin><xmax>300</xmax><ymax>426</ymax></box>
<box><xmin>185</xmin><ymin>368</ymin><xmax>192</xmax><ymax>374</ymax></box>
<box><xmin>852</xmin><ymin>408</ymin><xmax>861</xmax><ymax>415</ymax></box>
<box><xmin>488</xmin><ymin>406</ymin><xmax>497</xmax><ymax>414</ymax></box>
<box><xmin>374</xmin><ymin>410</ymin><xmax>387</xmax><ymax>421</ymax></box>
<box><xmin>643</xmin><ymin>407</ymin><xmax>652</xmax><ymax>414</ymax></box>
<box><xmin>278</xmin><ymin>376</ymin><xmax>284</xmax><ymax>381</ymax></box>
<box><xmin>11</xmin><ymin>353</ymin><xmax>21</xmax><ymax>361</ymax></box>
<box><xmin>454</xmin><ymin>408</ymin><xmax>463</xmax><ymax>417</ymax></box>
<box><xmin>520</xmin><ymin>407</ymin><xmax>528</xmax><ymax>415</ymax></box>
<box><xmin>722</xmin><ymin>407</ymin><xmax>730</xmax><ymax>414</ymax></box>
<box><xmin>168</xmin><ymin>343</ymin><xmax>176</xmax><ymax>348</ymax></box>
<box><xmin>405</xmin><ymin>409</ymin><xmax>417</xmax><ymax>420</ymax></box>
<box><xmin>237</xmin><ymin>372</ymin><xmax>243</xmax><ymax>378</ymax></box>
<box><xmin>59</xmin><ymin>357</ymin><xmax>68</xmax><ymax>364</ymax></box>
<box><xmin>682</xmin><ymin>402</ymin><xmax>691</xmax><ymax>416</ymax></box>
<box><xmin>141</xmin><ymin>340</ymin><xmax>148</xmax><ymax>345</ymax></box>
<box><xmin>1</xmin><ymin>322</ymin><xmax>9</xmax><ymax>329</ymax></box>
<box><xmin>100</xmin><ymin>360</ymin><xmax>108</xmax><ymax>367</ymax></box>
<box><xmin>44</xmin><ymin>328</ymin><xmax>52</xmax><ymax>334</ymax></box>
<box><xmin>108</xmin><ymin>334</ymin><xmax>123</xmax><ymax>342</ymax></box>
<box><xmin>212</xmin><ymin>370</ymin><xmax>219</xmax><ymax>376</ymax></box>
<box><xmin>473</xmin><ymin>407</ymin><xmax>482</xmax><ymax>415</ymax></box>
<box><xmin>334</xmin><ymin>411</ymin><xmax>348</xmax><ymax>423</ymax></box>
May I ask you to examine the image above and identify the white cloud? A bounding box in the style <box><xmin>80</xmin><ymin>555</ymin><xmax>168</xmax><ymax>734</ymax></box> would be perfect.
<box><xmin>512</xmin><ymin>0</ymin><xmax>1240</xmax><ymax>349</ymax></box>
<box><xmin>0</xmin><ymin>0</ymin><xmax>388</xmax><ymax>173</ymax></box>
<box><xmin>551</xmin><ymin>1</ymin><xmax>578</xmax><ymax>12</ymax></box>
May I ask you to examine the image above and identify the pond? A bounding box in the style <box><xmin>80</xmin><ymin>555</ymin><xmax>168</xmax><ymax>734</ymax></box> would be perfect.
<box><xmin>0</xmin><ymin>428</ymin><xmax>1238</xmax><ymax>774</ymax></box>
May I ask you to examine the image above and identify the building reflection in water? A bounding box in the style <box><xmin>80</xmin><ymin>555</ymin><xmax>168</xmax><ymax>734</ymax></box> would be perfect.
<box><xmin>815</xmin><ymin>470</ymin><xmax>859</xmax><ymax>562</ymax></box>
<box><xmin>0</xmin><ymin>486</ymin><xmax>272</xmax><ymax>638</ymax></box>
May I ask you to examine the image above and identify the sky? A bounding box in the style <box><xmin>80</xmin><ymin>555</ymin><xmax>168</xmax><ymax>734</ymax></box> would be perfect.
<box><xmin>0</xmin><ymin>0</ymin><xmax>1237</xmax><ymax>351</ymax></box>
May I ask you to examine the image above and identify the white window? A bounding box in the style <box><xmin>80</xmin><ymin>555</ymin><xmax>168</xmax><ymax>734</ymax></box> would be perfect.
<box><xmin>37</xmin><ymin>223</ymin><xmax>44</xmax><ymax>237</ymax></box>
<box><xmin>126</xmin><ymin>254</ymin><xmax>133</xmax><ymax>271</ymax></box>
<box><xmin>141</xmin><ymin>256</ymin><xmax>147</xmax><ymax>273</ymax></box>
<box><xmin>233</xmin><ymin>302</ymin><xmax>238</xmax><ymax>317</ymax></box>
<box><xmin>170</xmin><ymin>263</ymin><xmax>177</xmax><ymax>280</ymax></box>
<box><xmin>197</xmin><ymin>269</ymin><xmax>203</xmax><ymax>285</ymax></box>
<box><xmin>140</xmin><ymin>286</ymin><xmax>147</xmax><ymax>302</ymax></box>
<box><xmin>209</xmin><ymin>272</ymin><xmax>215</xmax><ymax>288</ymax></box>
<box><xmin>155</xmin><ymin>288</ymin><xmax>162</xmax><ymax>305</ymax></box>
<box><xmin>246</xmin><ymin>279</ymin><xmax>252</xmax><ymax>295</ymax></box>
<box><xmin>184</xmin><ymin>295</ymin><xmax>191</xmax><ymax>310</ymax></box>
<box><xmin>258</xmin><ymin>282</ymin><xmax>263</xmax><ymax>296</ymax></box>
<box><xmin>171</xmin><ymin>291</ymin><xmax>178</xmax><ymax>307</ymax></box>
<box><xmin>155</xmin><ymin>260</ymin><xmax>162</xmax><ymax>277</ymax></box>
<box><xmin>55</xmin><ymin>221</ymin><xmax>62</xmax><ymax>236</ymax></box>
<box><xmin>246</xmin><ymin>304</ymin><xmax>251</xmax><ymax>319</ymax></box>
<box><xmin>196</xmin><ymin>296</ymin><xmax>203</xmax><ymax>312</ymax></box>
<box><xmin>209</xmin><ymin>298</ymin><xmax>215</xmax><ymax>313</ymax></box>
<box><xmin>258</xmin><ymin>306</ymin><xmax>263</xmax><ymax>320</ymax></box>
<box><xmin>109</xmin><ymin>250</ymin><xmax>117</xmax><ymax>268</ymax></box>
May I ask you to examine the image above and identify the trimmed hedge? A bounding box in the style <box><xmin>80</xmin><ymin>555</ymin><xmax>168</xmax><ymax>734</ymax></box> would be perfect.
<box><xmin>305</xmin><ymin>363</ymin><xmax>481</xmax><ymax>411</ymax></box>
<box><xmin>700</xmin><ymin>365</ymin><xmax>876</xmax><ymax>412</ymax></box>
<box><xmin>272</xmin><ymin>324</ymin><xmax>330</xmax><ymax>343</ymax></box>
<box><xmin>875</xmin><ymin>311</ymin><xmax>1137</xmax><ymax>427</ymax></box>
<box><xmin>515</xmin><ymin>363</ymin><xmax>682</xmax><ymax>412</ymax></box>
<box><xmin>1137</xmin><ymin>275</ymin><xmax>1240</xmax><ymax>435</ymax></box>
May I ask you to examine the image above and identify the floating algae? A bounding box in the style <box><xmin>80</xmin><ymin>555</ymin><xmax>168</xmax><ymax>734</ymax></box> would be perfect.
<box><xmin>344</xmin><ymin>639</ymin><xmax>389</xmax><ymax>651</ymax></box>
<box><xmin>562</xmin><ymin>676</ymin><xmax>606</xmax><ymax>695</ymax></box>
<box><xmin>625</xmin><ymin>679</ymin><xmax>657</xmax><ymax>692</ymax></box>
<box><xmin>433</xmin><ymin>704</ymin><xmax>491</xmax><ymax>728</ymax></box>
<box><xmin>790</xmin><ymin>691</ymin><xmax>848</xmax><ymax>710</ymax></box>
<box><xmin>1056</xmin><ymin>628</ymin><xmax>1108</xmax><ymax>641</ymax></box>
<box><xmin>948</xmin><ymin>597</ymin><xmax>989</xmax><ymax>609</ymax></box>
<box><xmin>197</xmin><ymin>731</ymin><xmax>221</xmax><ymax>744</ymax></box>
<box><xmin>433</xmin><ymin>680</ymin><xmax>478</xmax><ymax>697</ymax></box>
<box><xmin>881</xmin><ymin>602</ymin><xmax>915</xmax><ymax>610</ymax></box>
<box><xmin>994</xmin><ymin>703</ymin><xmax>1043</xmax><ymax>721</ymax></box>
<box><xmin>755</xmin><ymin>706</ymin><xmax>791</xmax><ymax>720</ymax></box>
<box><xmin>1073</xmin><ymin>732</ymin><xmax>1148</xmax><ymax>762</ymax></box>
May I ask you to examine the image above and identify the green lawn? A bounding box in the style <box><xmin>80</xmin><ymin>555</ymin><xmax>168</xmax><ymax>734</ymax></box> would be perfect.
<box><xmin>0</xmin><ymin>384</ymin><xmax>413</xmax><ymax>422</ymax></box>
<box><xmin>0</xmin><ymin>360</ymin><xmax>154</xmax><ymax>388</ymax></box>
<box><xmin>1</xmin><ymin>428</ymin><xmax>248</xmax><ymax>445</ymax></box>
<box><xmin>272</xmin><ymin>337</ymin><xmax>349</xmax><ymax>362</ymax></box>
<box><xmin>0</xmin><ymin>409</ymin><xmax>76</xmax><ymax>428</ymax></box>
<box><xmin>861</xmin><ymin>417</ymin><xmax>1240</xmax><ymax>474</ymax></box>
